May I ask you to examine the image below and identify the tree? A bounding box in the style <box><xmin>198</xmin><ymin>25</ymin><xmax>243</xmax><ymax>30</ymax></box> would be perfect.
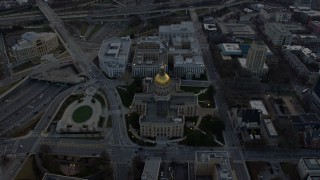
<box><xmin>129</xmin><ymin>15</ymin><xmax>142</xmax><ymax>27</ymax></box>
<box><xmin>39</xmin><ymin>144</ymin><xmax>52</xmax><ymax>155</ymax></box>
<box><xmin>128</xmin><ymin>112</ymin><xmax>140</xmax><ymax>129</ymax></box>
<box><xmin>0</xmin><ymin>155</ymin><xmax>10</xmax><ymax>166</ymax></box>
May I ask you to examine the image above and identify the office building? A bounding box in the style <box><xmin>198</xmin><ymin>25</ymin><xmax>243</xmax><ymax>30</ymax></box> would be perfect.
<box><xmin>195</xmin><ymin>151</ymin><xmax>235</xmax><ymax>180</ymax></box>
<box><xmin>246</xmin><ymin>41</ymin><xmax>268</xmax><ymax>77</ymax></box>
<box><xmin>261</xmin><ymin>119</ymin><xmax>279</xmax><ymax>146</ymax></box>
<box><xmin>141</xmin><ymin>157</ymin><xmax>161</xmax><ymax>180</ymax></box>
<box><xmin>260</xmin><ymin>7</ymin><xmax>291</xmax><ymax>23</ymax></box>
<box><xmin>132</xmin><ymin>36</ymin><xmax>168</xmax><ymax>77</ymax></box>
<box><xmin>265</xmin><ymin>23</ymin><xmax>293</xmax><ymax>46</ymax></box>
<box><xmin>12</xmin><ymin>31</ymin><xmax>59</xmax><ymax>66</ymax></box>
<box><xmin>98</xmin><ymin>37</ymin><xmax>131</xmax><ymax>78</ymax></box>
<box><xmin>132</xmin><ymin>66</ymin><xmax>198</xmax><ymax>138</ymax></box>
<box><xmin>169</xmin><ymin>37</ymin><xmax>205</xmax><ymax>79</ymax></box>
<box><xmin>297</xmin><ymin>157</ymin><xmax>320</xmax><ymax>179</ymax></box>
<box><xmin>159</xmin><ymin>21</ymin><xmax>195</xmax><ymax>40</ymax></box>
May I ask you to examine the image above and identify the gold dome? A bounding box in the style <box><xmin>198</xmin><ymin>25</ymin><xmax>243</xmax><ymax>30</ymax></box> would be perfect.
<box><xmin>154</xmin><ymin>66</ymin><xmax>170</xmax><ymax>85</ymax></box>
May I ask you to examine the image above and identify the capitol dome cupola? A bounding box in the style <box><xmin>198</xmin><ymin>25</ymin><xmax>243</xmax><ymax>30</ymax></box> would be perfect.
<box><xmin>154</xmin><ymin>65</ymin><xmax>171</xmax><ymax>98</ymax></box>
<box><xmin>154</xmin><ymin>65</ymin><xmax>170</xmax><ymax>86</ymax></box>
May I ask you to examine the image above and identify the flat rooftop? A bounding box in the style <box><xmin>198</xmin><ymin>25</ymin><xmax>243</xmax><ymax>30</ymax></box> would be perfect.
<box><xmin>250</xmin><ymin>100</ymin><xmax>269</xmax><ymax>116</ymax></box>
<box><xmin>300</xmin><ymin>113</ymin><xmax>320</xmax><ymax>123</ymax></box>
<box><xmin>159</xmin><ymin>21</ymin><xmax>195</xmax><ymax>34</ymax></box>
<box><xmin>98</xmin><ymin>37</ymin><xmax>131</xmax><ymax>68</ymax></box>
<box><xmin>263</xmin><ymin>119</ymin><xmax>278</xmax><ymax>137</ymax></box>
<box><xmin>218</xmin><ymin>23</ymin><xmax>256</xmax><ymax>36</ymax></box>
<box><xmin>266</xmin><ymin>23</ymin><xmax>292</xmax><ymax>35</ymax></box>
<box><xmin>303</xmin><ymin>158</ymin><xmax>320</xmax><ymax>170</ymax></box>
<box><xmin>141</xmin><ymin>157</ymin><xmax>161</xmax><ymax>180</ymax></box>
<box><xmin>220</xmin><ymin>43</ymin><xmax>242</xmax><ymax>53</ymax></box>
<box><xmin>195</xmin><ymin>151</ymin><xmax>234</xmax><ymax>180</ymax></box>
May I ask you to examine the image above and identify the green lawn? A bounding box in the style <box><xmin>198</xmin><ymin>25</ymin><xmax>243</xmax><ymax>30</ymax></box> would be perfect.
<box><xmin>199</xmin><ymin>115</ymin><xmax>224</xmax><ymax>143</ymax></box>
<box><xmin>72</xmin><ymin>106</ymin><xmax>93</xmax><ymax>123</ymax></box>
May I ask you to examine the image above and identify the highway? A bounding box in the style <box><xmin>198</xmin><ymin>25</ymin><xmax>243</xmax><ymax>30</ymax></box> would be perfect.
<box><xmin>0</xmin><ymin>80</ymin><xmax>66</xmax><ymax>137</ymax></box>
<box><xmin>0</xmin><ymin>34</ymin><xmax>11</xmax><ymax>79</ymax></box>
<box><xmin>0</xmin><ymin>0</ymin><xmax>251</xmax><ymax>26</ymax></box>
<box><xmin>1</xmin><ymin>0</ymin><xmax>311</xmax><ymax>180</ymax></box>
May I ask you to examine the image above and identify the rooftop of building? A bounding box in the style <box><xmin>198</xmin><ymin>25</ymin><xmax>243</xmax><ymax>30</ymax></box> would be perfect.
<box><xmin>195</xmin><ymin>151</ymin><xmax>234</xmax><ymax>180</ymax></box>
<box><xmin>133</xmin><ymin>37</ymin><xmax>168</xmax><ymax>66</ymax></box>
<box><xmin>218</xmin><ymin>23</ymin><xmax>256</xmax><ymax>36</ymax></box>
<box><xmin>42</xmin><ymin>173</ymin><xmax>87</xmax><ymax>180</ymax></box>
<box><xmin>302</xmin><ymin>158</ymin><xmax>320</xmax><ymax>170</ymax></box>
<box><xmin>159</xmin><ymin>21</ymin><xmax>195</xmax><ymax>34</ymax></box>
<box><xmin>22</xmin><ymin>31</ymin><xmax>56</xmax><ymax>42</ymax></box>
<box><xmin>238</xmin><ymin>57</ymin><xmax>269</xmax><ymax>69</ymax></box>
<box><xmin>262</xmin><ymin>119</ymin><xmax>278</xmax><ymax>137</ymax></box>
<box><xmin>250</xmin><ymin>100</ymin><xmax>269</xmax><ymax>116</ymax></box>
<box><xmin>220</xmin><ymin>43</ymin><xmax>242</xmax><ymax>53</ymax></box>
<box><xmin>98</xmin><ymin>36</ymin><xmax>131</xmax><ymax>68</ymax></box>
<box><xmin>283</xmin><ymin>45</ymin><xmax>317</xmax><ymax>58</ymax></box>
<box><xmin>203</xmin><ymin>23</ymin><xmax>217</xmax><ymax>31</ymax></box>
<box><xmin>300</xmin><ymin>113</ymin><xmax>320</xmax><ymax>123</ymax></box>
<box><xmin>261</xmin><ymin>7</ymin><xmax>289</xmax><ymax>13</ymax></box>
<box><xmin>12</xmin><ymin>31</ymin><xmax>57</xmax><ymax>50</ymax></box>
<box><xmin>174</xmin><ymin>55</ymin><xmax>204</xmax><ymax>65</ymax></box>
<box><xmin>242</xmin><ymin>109</ymin><xmax>261</xmax><ymax>124</ymax></box>
<box><xmin>140</xmin><ymin>102</ymin><xmax>182</xmax><ymax>123</ymax></box>
<box><xmin>141</xmin><ymin>157</ymin><xmax>161</xmax><ymax>180</ymax></box>
<box><xmin>266</xmin><ymin>23</ymin><xmax>292</xmax><ymax>34</ymax></box>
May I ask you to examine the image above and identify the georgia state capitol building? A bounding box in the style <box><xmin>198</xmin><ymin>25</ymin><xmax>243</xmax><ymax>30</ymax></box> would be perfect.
<box><xmin>131</xmin><ymin>66</ymin><xmax>198</xmax><ymax>139</ymax></box>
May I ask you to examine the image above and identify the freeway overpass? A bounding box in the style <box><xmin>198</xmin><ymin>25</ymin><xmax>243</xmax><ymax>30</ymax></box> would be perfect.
<box><xmin>0</xmin><ymin>0</ymin><xmax>251</xmax><ymax>26</ymax></box>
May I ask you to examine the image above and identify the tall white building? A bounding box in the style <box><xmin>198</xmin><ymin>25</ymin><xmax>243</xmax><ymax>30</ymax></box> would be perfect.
<box><xmin>246</xmin><ymin>41</ymin><xmax>268</xmax><ymax>77</ymax></box>
<box><xmin>159</xmin><ymin>21</ymin><xmax>195</xmax><ymax>40</ymax></box>
<box><xmin>265</xmin><ymin>23</ymin><xmax>293</xmax><ymax>46</ymax></box>
<box><xmin>12</xmin><ymin>32</ymin><xmax>59</xmax><ymax>65</ymax></box>
<box><xmin>98</xmin><ymin>37</ymin><xmax>131</xmax><ymax>78</ymax></box>
<box><xmin>132</xmin><ymin>36</ymin><xmax>168</xmax><ymax>77</ymax></box>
